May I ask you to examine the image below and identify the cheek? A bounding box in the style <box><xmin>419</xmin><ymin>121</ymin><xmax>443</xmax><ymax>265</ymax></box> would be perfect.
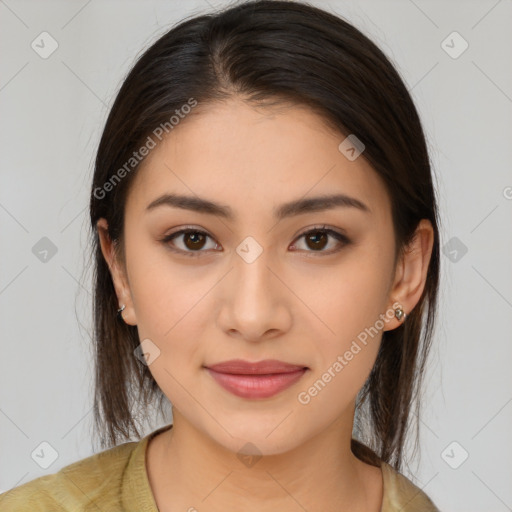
<box><xmin>297</xmin><ymin>248</ymin><xmax>391</xmax><ymax>333</ymax></box>
<box><xmin>295</xmin><ymin>271</ymin><xmax>386</xmax><ymax>418</ymax></box>
<box><xmin>123</xmin><ymin>246</ymin><xmax>213</xmax><ymax>408</ymax></box>
<box><xmin>295</xmin><ymin>250</ymin><xmax>391</xmax><ymax>383</ymax></box>
<box><xmin>128</xmin><ymin>255</ymin><xmax>210</xmax><ymax>406</ymax></box>
<box><xmin>126</xmin><ymin>233</ymin><xmax>210</xmax><ymax>337</ymax></box>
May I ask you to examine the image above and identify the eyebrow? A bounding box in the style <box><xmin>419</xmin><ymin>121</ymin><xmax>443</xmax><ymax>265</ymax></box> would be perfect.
<box><xmin>145</xmin><ymin>192</ymin><xmax>371</xmax><ymax>220</ymax></box>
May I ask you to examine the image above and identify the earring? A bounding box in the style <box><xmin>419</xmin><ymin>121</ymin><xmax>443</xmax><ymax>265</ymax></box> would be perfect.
<box><xmin>117</xmin><ymin>304</ymin><xmax>126</xmax><ymax>321</ymax></box>
<box><xmin>394</xmin><ymin>307</ymin><xmax>406</xmax><ymax>322</ymax></box>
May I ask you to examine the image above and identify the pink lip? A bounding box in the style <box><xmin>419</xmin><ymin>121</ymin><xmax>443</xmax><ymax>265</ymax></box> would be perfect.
<box><xmin>205</xmin><ymin>359</ymin><xmax>308</xmax><ymax>399</ymax></box>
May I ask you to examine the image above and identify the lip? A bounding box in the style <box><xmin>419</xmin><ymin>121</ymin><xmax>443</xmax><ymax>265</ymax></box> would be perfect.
<box><xmin>205</xmin><ymin>359</ymin><xmax>308</xmax><ymax>399</ymax></box>
<box><xmin>206</xmin><ymin>359</ymin><xmax>307</xmax><ymax>374</ymax></box>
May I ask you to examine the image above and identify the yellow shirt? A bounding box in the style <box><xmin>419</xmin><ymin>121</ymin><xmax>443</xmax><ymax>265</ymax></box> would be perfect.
<box><xmin>0</xmin><ymin>424</ymin><xmax>440</xmax><ymax>511</ymax></box>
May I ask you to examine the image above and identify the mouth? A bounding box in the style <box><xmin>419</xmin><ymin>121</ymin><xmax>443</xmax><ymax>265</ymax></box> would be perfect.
<box><xmin>204</xmin><ymin>359</ymin><xmax>309</xmax><ymax>399</ymax></box>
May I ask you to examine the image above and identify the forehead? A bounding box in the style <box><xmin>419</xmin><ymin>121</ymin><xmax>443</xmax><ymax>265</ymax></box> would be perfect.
<box><xmin>126</xmin><ymin>98</ymin><xmax>391</xmax><ymax>223</ymax></box>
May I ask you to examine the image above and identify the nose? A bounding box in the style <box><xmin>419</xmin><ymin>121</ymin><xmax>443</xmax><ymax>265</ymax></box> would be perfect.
<box><xmin>216</xmin><ymin>249</ymin><xmax>292</xmax><ymax>343</ymax></box>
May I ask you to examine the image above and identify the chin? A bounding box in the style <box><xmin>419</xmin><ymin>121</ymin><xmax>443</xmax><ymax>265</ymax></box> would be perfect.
<box><xmin>209</xmin><ymin>421</ymin><xmax>306</xmax><ymax>458</ymax></box>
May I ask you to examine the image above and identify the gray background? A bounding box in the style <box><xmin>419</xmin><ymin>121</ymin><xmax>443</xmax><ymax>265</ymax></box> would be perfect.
<box><xmin>1</xmin><ymin>1</ymin><xmax>511</xmax><ymax>511</ymax></box>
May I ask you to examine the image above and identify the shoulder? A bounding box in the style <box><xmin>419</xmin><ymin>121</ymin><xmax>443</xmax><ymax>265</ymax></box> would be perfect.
<box><xmin>0</xmin><ymin>440</ymin><xmax>138</xmax><ymax>511</ymax></box>
<box><xmin>381</xmin><ymin>461</ymin><xmax>441</xmax><ymax>512</ymax></box>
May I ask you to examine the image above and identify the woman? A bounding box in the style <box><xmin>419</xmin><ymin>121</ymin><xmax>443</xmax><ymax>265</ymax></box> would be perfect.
<box><xmin>1</xmin><ymin>1</ymin><xmax>442</xmax><ymax>510</ymax></box>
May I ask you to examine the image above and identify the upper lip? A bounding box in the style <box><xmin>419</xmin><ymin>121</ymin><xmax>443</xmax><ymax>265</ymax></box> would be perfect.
<box><xmin>205</xmin><ymin>359</ymin><xmax>307</xmax><ymax>375</ymax></box>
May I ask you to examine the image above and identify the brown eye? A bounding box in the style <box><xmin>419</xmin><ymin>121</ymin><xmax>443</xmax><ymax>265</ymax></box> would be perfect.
<box><xmin>291</xmin><ymin>226</ymin><xmax>351</xmax><ymax>255</ymax></box>
<box><xmin>304</xmin><ymin>231</ymin><xmax>329</xmax><ymax>251</ymax></box>
<box><xmin>161</xmin><ymin>228</ymin><xmax>218</xmax><ymax>257</ymax></box>
<box><xmin>182</xmin><ymin>231</ymin><xmax>207</xmax><ymax>250</ymax></box>
<box><xmin>161</xmin><ymin>225</ymin><xmax>350</xmax><ymax>258</ymax></box>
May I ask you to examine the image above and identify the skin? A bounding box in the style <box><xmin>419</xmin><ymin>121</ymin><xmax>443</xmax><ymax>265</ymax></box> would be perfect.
<box><xmin>97</xmin><ymin>97</ymin><xmax>434</xmax><ymax>512</ymax></box>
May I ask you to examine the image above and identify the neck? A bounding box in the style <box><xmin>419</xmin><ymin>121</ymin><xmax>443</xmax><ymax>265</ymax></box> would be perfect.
<box><xmin>146</xmin><ymin>408</ymin><xmax>383</xmax><ymax>512</ymax></box>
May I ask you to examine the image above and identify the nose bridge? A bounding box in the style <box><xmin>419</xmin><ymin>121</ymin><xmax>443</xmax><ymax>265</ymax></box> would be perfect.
<box><xmin>233</xmin><ymin>239</ymin><xmax>276</xmax><ymax>307</ymax></box>
<box><xmin>217</xmin><ymin>236</ymin><xmax>289</xmax><ymax>338</ymax></box>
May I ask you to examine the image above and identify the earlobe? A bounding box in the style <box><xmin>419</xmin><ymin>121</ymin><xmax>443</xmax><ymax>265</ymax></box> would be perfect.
<box><xmin>382</xmin><ymin>301</ymin><xmax>407</xmax><ymax>332</ymax></box>
<box><xmin>384</xmin><ymin>219</ymin><xmax>434</xmax><ymax>331</ymax></box>
<box><xmin>96</xmin><ymin>218</ymin><xmax>138</xmax><ymax>326</ymax></box>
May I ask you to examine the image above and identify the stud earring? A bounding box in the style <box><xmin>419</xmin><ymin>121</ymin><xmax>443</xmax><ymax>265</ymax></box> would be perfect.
<box><xmin>117</xmin><ymin>304</ymin><xmax>126</xmax><ymax>321</ymax></box>
<box><xmin>394</xmin><ymin>307</ymin><xmax>406</xmax><ymax>322</ymax></box>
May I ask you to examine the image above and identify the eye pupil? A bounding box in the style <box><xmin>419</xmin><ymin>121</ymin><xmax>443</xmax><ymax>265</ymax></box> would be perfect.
<box><xmin>184</xmin><ymin>232</ymin><xmax>206</xmax><ymax>250</ymax></box>
<box><xmin>306</xmin><ymin>231</ymin><xmax>328</xmax><ymax>250</ymax></box>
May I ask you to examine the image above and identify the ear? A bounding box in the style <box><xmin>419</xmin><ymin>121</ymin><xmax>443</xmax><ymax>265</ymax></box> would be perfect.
<box><xmin>96</xmin><ymin>218</ymin><xmax>137</xmax><ymax>326</ymax></box>
<box><xmin>384</xmin><ymin>219</ymin><xmax>434</xmax><ymax>331</ymax></box>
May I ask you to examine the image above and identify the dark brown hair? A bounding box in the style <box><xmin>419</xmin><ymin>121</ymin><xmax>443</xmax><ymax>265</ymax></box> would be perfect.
<box><xmin>88</xmin><ymin>0</ymin><xmax>441</xmax><ymax>473</ymax></box>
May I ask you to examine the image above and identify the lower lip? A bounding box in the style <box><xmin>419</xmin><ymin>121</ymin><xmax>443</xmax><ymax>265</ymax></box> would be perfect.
<box><xmin>206</xmin><ymin>368</ymin><xmax>308</xmax><ymax>399</ymax></box>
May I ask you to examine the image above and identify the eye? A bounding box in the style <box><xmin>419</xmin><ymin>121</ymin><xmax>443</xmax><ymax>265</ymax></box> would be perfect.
<box><xmin>160</xmin><ymin>224</ymin><xmax>351</xmax><ymax>258</ymax></box>
<box><xmin>290</xmin><ymin>225</ymin><xmax>351</xmax><ymax>255</ymax></box>
<box><xmin>160</xmin><ymin>227</ymin><xmax>219</xmax><ymax>257</ymax></box>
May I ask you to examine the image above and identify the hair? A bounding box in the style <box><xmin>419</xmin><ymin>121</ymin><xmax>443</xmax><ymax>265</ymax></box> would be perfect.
<box><xmin>88</xmin><ymin>0</ymin><xmax>441</xmax><ymax>473</ymax></box>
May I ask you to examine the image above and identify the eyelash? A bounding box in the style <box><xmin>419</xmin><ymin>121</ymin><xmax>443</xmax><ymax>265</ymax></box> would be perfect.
<box><xmin>159</xmin><ymin>225</ymin><xmax>351</xmax><ymax>258</ymax></box>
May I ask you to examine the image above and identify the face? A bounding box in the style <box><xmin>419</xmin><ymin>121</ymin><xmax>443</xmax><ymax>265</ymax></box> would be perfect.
<box><xmin>99</xmin><ymin>97</ymin><xmax>404</xmax><ymax>456</ymax></box>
